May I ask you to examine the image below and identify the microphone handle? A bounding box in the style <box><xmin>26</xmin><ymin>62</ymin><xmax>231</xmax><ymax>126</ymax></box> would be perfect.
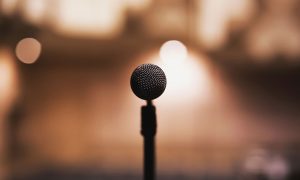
<box><xmin>141</xmin><ymin>101</ymin><xmax>156</xmax><ymax>180</ymax></box>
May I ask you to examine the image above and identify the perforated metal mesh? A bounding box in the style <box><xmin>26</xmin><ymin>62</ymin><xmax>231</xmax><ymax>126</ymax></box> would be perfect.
<box><xmin>130</xmin><ymin>64</ymin><xmax>167</xmax><ymax>100</ymax></box>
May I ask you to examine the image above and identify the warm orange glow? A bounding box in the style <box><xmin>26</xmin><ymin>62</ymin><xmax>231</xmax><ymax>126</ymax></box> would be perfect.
<box><xmin>245</xmin><ymin>0</ymin><xmax>300</xmax><ymax>61</ymax></box>
<box><xmin>0</xmin><ymin>49</ymin><xmax>18</xmax><ymax>117</ymax></box>
<box><xmin>1</xmin><ymin>0</ymin><xmax>18</xmax><ymax>15</ymax></box>
<box><xmin>126</xmin><ymin>0</ymin><xmax>151</xmax><ymax>12</ymax></box>
<box><xmin>16</xmin><ymin>38</ymin><xmax>42</xmax><ymax>64</ymax></box>
<box><xmin>2</xmin><ymin>0</ymin><xmax>153</xmax><ymax>38</ymax></box>
<box><xmin>22</xmin><ymin>0</ymin><xmax>47</xmax><ymax>25</ymax></box>
<box><xmin>197</xmin><ymin>0</ymin><xmax>256</xmax><ymax>49</ymax></box>
<box><xmin>52</xmin><ymin>0</ymin><xmax>125</xmax><ymax>38</ymax></box>
<box><xmin>0</xmin><ymin>61</ymin><xmax>14</xmax><ymax>101</ymax></box>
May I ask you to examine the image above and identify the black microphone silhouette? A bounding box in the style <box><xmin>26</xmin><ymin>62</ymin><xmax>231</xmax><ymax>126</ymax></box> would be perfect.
<box><xmin>130</xmin><ymin>64</ymin><xmax>166</xmax><ymax>180</ymax></box>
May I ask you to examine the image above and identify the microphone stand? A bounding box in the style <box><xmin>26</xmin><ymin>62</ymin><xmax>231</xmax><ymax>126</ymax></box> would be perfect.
<box><xmin>141</xmin><ymin>100</ymin><xmax>156</xmax><ymax>180</ymax></box>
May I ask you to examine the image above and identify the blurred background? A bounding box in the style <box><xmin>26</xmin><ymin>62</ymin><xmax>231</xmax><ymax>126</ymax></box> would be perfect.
<box><xmin>1</xmin><ymin>0</ymin><xmax>300</xmax><ymax>179</ymax></box>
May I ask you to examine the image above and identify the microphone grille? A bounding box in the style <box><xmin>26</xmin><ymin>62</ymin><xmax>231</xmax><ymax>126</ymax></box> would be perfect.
<box><xmin>130</xmin><ymin>64</ymin><xmax>167</xmax><ymax>100</ymax></box>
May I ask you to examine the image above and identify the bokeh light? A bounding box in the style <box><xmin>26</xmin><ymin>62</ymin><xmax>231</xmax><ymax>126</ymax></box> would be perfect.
<box><xmin>54</xmin><ymin>0</ymin><xmax>125</xmax><ymax>38</ymax></box>
<box><xmin>1</xmin><ymin>0</ymin><xmax>18</xmax><ymax>15</ymax></box>
<box><xmin>197</xmin><ymin>0</ymin><xmax>256</xmax><ymax>50</ymax></box>
<box><xmin>159</xmin><ymin>40</ymin><xmax>188</xmax><ymax>65</ymax></box>
<box><xmin>0</xmin><ymin>62</ymin><xmax>13</xmax><ymax>95</ymax></box>
<box><xmin>22</xmin><ymin>0</ymin><xmax>47</xmax><ymax>25</ymax></box>
<box><xmin>15</xmin><ymin>38</ymin><xmax>42</xmax><ymax>64</ymax></box>
<box><xmin>0</xmin><ymin>49</ymin><xmax>18</xmax><ymax>116</ymax></box>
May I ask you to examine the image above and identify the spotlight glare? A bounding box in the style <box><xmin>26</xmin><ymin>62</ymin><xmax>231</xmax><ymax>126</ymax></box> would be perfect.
<box><xmin>159</xmin><ymin>40</ymin><xmax>187</xmax><ymax>65</ymax></box>
<box><xmin>152</xmin><ymin>52</ymin><xmax>212</xmax><ymax>105</ymax></box>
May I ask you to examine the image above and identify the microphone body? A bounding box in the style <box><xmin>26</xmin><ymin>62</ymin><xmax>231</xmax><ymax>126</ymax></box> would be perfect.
<box><xmin>130</xmin><ymin>64</ymin><xmax>166</xmax><ymax>180</ymax></box>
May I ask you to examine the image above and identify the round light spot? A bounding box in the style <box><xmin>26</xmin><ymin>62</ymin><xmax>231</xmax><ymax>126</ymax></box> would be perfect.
<box><xmin>16</xmin><ymin>38</ymin><xmax>42</xmax><ymax>64</ymax></box>
<box><xmin>159</xmin><ymin>40</ymin><xmax>187</xmax><ymax>65</ymax></box>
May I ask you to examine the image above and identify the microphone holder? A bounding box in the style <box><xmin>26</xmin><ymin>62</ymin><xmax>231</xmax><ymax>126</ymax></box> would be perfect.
<box><xmin>141</xmin><ymin>100</ymin><xmax>156</xmax><ymax>180</ymax></box>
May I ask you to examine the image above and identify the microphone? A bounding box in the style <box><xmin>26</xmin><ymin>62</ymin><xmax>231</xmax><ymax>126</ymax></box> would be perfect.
<box><xmin>130</xmin><ymin>64</ymin><xmax>166</xmax><ymax>100</ymax></box>
<box><xmin>130</xmin><ymin>64</ymin><xmax>166</xmax><ymax>180</ymax></box>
